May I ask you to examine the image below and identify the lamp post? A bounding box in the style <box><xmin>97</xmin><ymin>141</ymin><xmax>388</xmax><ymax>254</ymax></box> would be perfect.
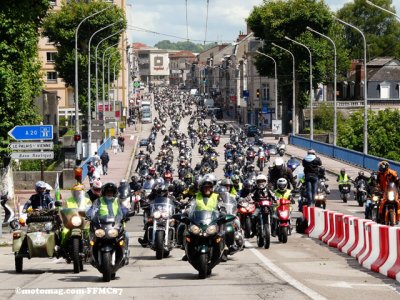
<box><xmin>74</xmin><ymin>6</ymin><xmax>111</xmax><ymax>161</ymax></box>
<box><xmin>334</xmin><ymin>17</ymin><xmax>368</xmax><ymax>154</ymax></box>
<box><xmin>108</xmin><ymin>50</ymin><xmax>118</xmax><ymax>111</ymax></box>
<box><xmin>95</xmin><ymin>29</ymin><xmax>124</xmax><ymax>120</ymax></box>
<box><xmin>87</xmin><ymin>21</ymin><xmax>122</xmax><ymax>158</ymax></box>
<box><xmin>256</xmin><ymin>50</ymin><xmax>278</xmax><ymax>120</ymax></box>
<box><xmin>271</xmin><ymin>43</ymin><xmax>296</xmax><ymax>136</ymax></box>
<box><xmin>307</xmin><ymin>26</ymin><xmax>337</xmax><ymax>146</ymax></box>
<box><xmin>366</xmin><ymin>0</ymin><xmax>400</xmax><ymax>20</ymax></box>
<box><xmin>113</xmin><ymin>56</ymin><xmax>120</xmax><ymax>112</ymax></box>
<box><xmin>284</xmin><ymin>36</ymin><xmax>314</xmax><ymax>140</ymax></box>
<box><xmin>102</xmin><ymin>43</ymin><xmax>119</xmax><ymax>138</ymax></box>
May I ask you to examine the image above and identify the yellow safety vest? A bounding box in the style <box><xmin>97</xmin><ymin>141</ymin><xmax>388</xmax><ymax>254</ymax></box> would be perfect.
<box><xmin>274</xmin><ymin>189</ymin><xmax>292</xmax><ymax>200</ymax></box>
<box><xmin>66</xmin><ymin>197</ymin><xmax>91</xmax><ymax>209</ymax></box>
<box><xmin>339</xmin><ymin>174</ymin><xmax>349</xmax><ymax>184</ymax></box>
<box><xmin>99</xmin><ymin>197</ymin><xmax>120</xmax><ymax>217</ymax></box>
<box><xmin>195</xmin><ymin>192</ymin><xmax>219</xmax><ymax>212</ymax></box>
<box><xmin>231</xmin><ymin>183</ymin><xmax>243</xmax><ymax>197</ymax></box>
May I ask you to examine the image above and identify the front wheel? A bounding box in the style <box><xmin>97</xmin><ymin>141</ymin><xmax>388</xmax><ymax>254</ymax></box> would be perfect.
<box><xmin>389</xmin><ymin>210</ymin><xmax>396</xmax><ymax>227</ymax></box>
<box><xmin>279</xmin><ymin>227</ymin><xmax>288</xmax><ymax>244</ymax></box>
<box><xmin>15</xmin><ymin>256</ymin><xmax>23</xmax><ymax>273</ymax></box>
<box><xmin>244</xmin><ymin>217</ymin><xmax>252</xmax><ymax>239</ymax></box>
<box><xmin>155</xmin><ymin>230</ymin><xmax>165</xmax><ymax>260</ymax></box>
<box><xmin>101</xmin><ymin>252</ymin><xmax>112</xmax><ymax>282</ymax></box>
<box><xmin>264</xmin><ymin>223</ymin><xmax>270</xmax><ymax>249</ymax></box>
<box><xmin>198</xmin><ymin>253</ymin><xmax>208</xmax><ymax>279</ymax></box>
<box><xmin>72</xmin><ymin>237</ymin><xmax>81</xmax><ymax>274</ymax></box>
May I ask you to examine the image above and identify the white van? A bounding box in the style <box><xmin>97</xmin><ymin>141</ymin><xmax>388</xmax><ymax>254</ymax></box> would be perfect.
<box><xmin>141</xmin><ymin>110</ymin><xmax>152</xmax><ymax>123</ymax></box>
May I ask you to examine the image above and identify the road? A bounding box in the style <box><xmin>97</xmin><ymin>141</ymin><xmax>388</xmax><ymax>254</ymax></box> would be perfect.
<box><xmin>0</xmin><ymin>102</ymin><xmax>399</xmax><ymax>300</ymax></box>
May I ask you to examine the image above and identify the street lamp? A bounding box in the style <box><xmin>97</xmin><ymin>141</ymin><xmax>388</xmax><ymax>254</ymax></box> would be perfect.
<box><xmin>95</xmin><ymin>29</ymin><xmax>124</xmax><ymax>120</ymax></box>
<box><xmin>271</xmin><ymin>43</ymin><xmax>296</xmax><ymax>136</ymax></box>
<box><xmin>334</xmin><ymin>17</ymin><xmax>368</xmax><ymax>154</ymax></box>
<box><xmin>366</xmin><ymin>1</ymin><xmax>400</xmax><ymax>20</ymax></box>
<box><xmin>108</xmin><ymin>50</ymin><xmax>119</xmax><ymax>112</ymax></box>
<box><xmin>284</xmin><ymin>36</ymin><xmax>314</xmax><ymax>140</ymax></box>
<box><xmin>87</xmin><ymin>20</ymin><xmax>122</xmax><ymax>158</ymax></box>
<box><xmin>255</xmin><ymin>50</ymin><xmax>278</xmax><ymax>121</ymax></box>
<box><xmin>306</xmin><ymin>26</ymin><xmax>337</xmax><ymax>146</ymax></box>
<box><xmin>74</xmin><ymin>5</ymin><xmax>112</xmax><ymax>161</ymax></box>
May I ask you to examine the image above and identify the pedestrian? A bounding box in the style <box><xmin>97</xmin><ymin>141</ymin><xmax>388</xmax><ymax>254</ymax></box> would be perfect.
<box><xmin>100</xmin><ymin>151</ymin><xmax>110</xmax><ymax>175</ymax></box>
<box><xmin>92</xmin><ymin>151</ymin><xmax>101</xmax><ymax>167</ymax></box>
<box><xmin>118</xmin><ymin>133</ymin><xmax>125</xmax><ymax>152</ymax></box>
<box><xmin>87</xmin><ymin>162</ymin><xmax>95</xmax><ymax>187</ymax></box>
<box><xmin>112</xmin><ymin>136</ymin><xmax>119</xmax><ymax>154</ymax></box>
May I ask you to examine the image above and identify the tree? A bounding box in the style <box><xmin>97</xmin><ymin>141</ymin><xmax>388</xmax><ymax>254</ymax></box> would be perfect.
<box><xmin>247</xmin><ymin>0</ymin><xmax>350</xmax><ymax>133</ymax></box>
<box><xmin>0</xmin><ymin>0</ymin><xmax>50</xmax><ymax>156</ymax></box>
<box><xmin>336</xmin><ymin>0</ymin><xmax>400</xmax><ymax>59</ymax></box>
<box><xmin>43</xmin><ymin>1</ymin><xmax>126</xmax><ymax>116</ymax></box>
<box><xmin>154</xmin><ymin>40</ymin><xmax>217</xmax><ymax>52</ymax></box>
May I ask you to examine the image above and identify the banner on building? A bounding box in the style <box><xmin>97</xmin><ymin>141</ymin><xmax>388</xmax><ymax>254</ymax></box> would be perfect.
<box><xmin>272</xmin><ymin>120</ymin><xmax>282</xmax><ymax>135</ymax></box>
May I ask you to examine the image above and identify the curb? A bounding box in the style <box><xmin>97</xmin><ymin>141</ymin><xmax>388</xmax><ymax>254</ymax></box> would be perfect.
<box><xmin>124</xmin><ymin>122</ymin><xmax>142</xmax><ymax>180</ymax></box>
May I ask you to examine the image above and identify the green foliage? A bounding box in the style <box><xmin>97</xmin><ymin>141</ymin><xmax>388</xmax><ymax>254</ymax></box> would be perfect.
<box><xmin>154</xmin><ymin>40</ymin><xmax>216</xmax><ymax>52</ymax></box>
<box><xmin>336</xmin><ymin>0</ymin><xmax>400</xmax><ymax>59</ymax></box>
<box><xmin>0</xmin><ymin>0</ymin><xmax>48</xmax><ymax>155</ymax></box>
<box><xmin>313</xmin><ymin>102</ymin><xmax>344</xmax><ymax>132</ymax></box>
<box><xmin>42</xmin><ymin>1</ymin><xmax>127</xmax><ymax>116</ymax></box>
<box><xmin>247</xmin><ymin>0</ymin><xmax>350</xmax><ymax>112</ymax></box>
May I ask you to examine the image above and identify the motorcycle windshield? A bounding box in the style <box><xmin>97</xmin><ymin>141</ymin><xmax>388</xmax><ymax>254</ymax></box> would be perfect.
<box><xmin>189</xmin><ymin>210</ymin><xmax>220</xmax><ymax>226</ymax></box>
<box><xmin>151</xmin><ymin>197</ymin><xmax>175</xmax><ymax>216</ymax></box>
<box><xmin>143</xmin><ymin>182</ymin><xmax>153</xmax><ymax>190</ymax></box>
<box><xmin>220</xmin><ymin>192</ymin><xmax>237</xmax><ymax>215</ymax></box>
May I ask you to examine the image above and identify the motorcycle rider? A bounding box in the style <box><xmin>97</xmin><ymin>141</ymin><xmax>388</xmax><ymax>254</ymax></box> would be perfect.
<box><xmin>86</xmin><ymin>180</ymin><xmax>103</xmax><ymax>202</ymax></box>
<box><xmin>129</xmin><ymin>175</ymin><xmax>142</xmax><ymax>192</ymax></box>
<box><xmin>220</xmin><ymin>178</ymin><xmax>236</xmax><ymax>197</ymax></box>
<box><xmin>271</xmin><ymin>178</ymin><xmax>295</xmax><ymax>236</ymax></box>
<box><xmin>302</xmin><ymin>149</ymin><xmax>322</xmax><ymax>207</ymax></box>
<box><xmin>23</xmin><ymin>181</ymin><xmax>54</xmax><ymax>212</ymax></box>
<box><xmin>87</xmin><ymin>182</ymin><xmax>130</xmax><ymax>263</ymax></box>
<box><xmin>353</xmin><ymin>170</ymin><xmax>369</xmax><ymax>197</ymax></box>
<box><xmin>268</xmin><ymin>157</ymin><xmax>296</xmax><ymax>190</ymax></box>
<box><xmin>135</xmin><ymin>150</ymin><xmax>146</xmax><ymax>172</ymax></box>
<box><xmin>377</xmin><ymin>161</ymin><xmax>400</xmax><ymax>219</ymax></box>
<box><xmin>231</xmin><ymin>174</ymin><xmax>242</xmax><ymax>197</ymax></box>
<box><xmin>337</xmin><ymin>168</ymin><xmax>352</xmax><ymax>192</ymax></box>
<box><xmin>239</xmin><ymin>179</ymin><xmax>253</xmax><ymax>198</ymax></box>
<box><xmin>251</xmin><ymin>174</ymin><xmax>272</xmax><ymax>237</ymax></box>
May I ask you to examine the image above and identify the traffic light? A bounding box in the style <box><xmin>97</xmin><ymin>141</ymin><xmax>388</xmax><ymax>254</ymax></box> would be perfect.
<box><xmin>73</xmin><ymin>134</ymin><xmax>81</xmax><ymax>142</ymax></box>
<box><xmin>256</xmin><ymin>89</ymin><xmax>260</xmax><ymax>98</ymax></box>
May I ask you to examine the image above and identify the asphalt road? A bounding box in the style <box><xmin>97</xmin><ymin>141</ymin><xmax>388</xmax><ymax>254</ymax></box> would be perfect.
<box><xmin>0</xmin><ymin>102</ymin><xmax>399</xmax><ymax>300</ymax></box>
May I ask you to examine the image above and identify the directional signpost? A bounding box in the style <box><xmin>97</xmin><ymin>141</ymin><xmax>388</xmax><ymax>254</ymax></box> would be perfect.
<box><xmin>11</xmin><ymin>152</ymin><xmax>54</xmax><ymax>160</ymax></box>
<box><xmin>8</xmin><ymin>125</ymin><xmax>53</xmax><ymax>141</ymax></box>
<box><xmin>10</xmin><ymin>142</ymin><xmax>53</xmax><ymax>151</ymax></box>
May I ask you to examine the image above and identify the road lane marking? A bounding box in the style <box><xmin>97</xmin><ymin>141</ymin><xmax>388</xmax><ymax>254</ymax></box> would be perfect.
<box><xmin>245</xmin><ymin>241</ymin><xmax>327</xmax><ymax>300</ymax></box>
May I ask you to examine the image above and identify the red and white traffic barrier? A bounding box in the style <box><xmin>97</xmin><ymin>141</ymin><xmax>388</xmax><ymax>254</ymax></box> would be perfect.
<box><xmin>321</xmin><ymin>211</ymin><xmax>336</xmax><ymax>243</ymax></box>
<box><xmin>327</xmin><ymin>213</ymin><xmax>345</xmax><ymax>247</ymax></box>
<box><xmin>317</xmin><ymin>210</ymin><xmax>330</xmax><ymax>240</ymax></box>
<box><xmin>349</xmin><ymin>219</ymin><xmax>372</xmax><ymax>258</ymax></box>
<box><xmin>308</xmin><ymin>208</ymin><xmax>325</xmax><ymax>239</ymax></box>
<box><xmin>358</xmin><ymin>222</ymin><xmax>378</xmax><ymax>265</ymax></box>
<box><xmin>362</xmin><ymin>224</ymin><xmax>389</xmax><ymax>271</ymax></box>
<box><xmin>304</xmin><ymin>206</ymin><xmax>315</xmax><ymax>235</ymax></box>
<box><xmin>337</xmin><ymin>215</ymin><xmax>357</xmax><ymax>254</ymax></box>
<box><xmin>378</xmin><ymin>227</ymin><xmax>400</xmax><ymax>281</ymax></box>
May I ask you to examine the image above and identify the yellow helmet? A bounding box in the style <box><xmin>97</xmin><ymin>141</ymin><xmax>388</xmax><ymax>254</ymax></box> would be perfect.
<box><xmin>71</xmin><ymin>183</ymin><xmax>85</xmax><ymax>191</ymax></box>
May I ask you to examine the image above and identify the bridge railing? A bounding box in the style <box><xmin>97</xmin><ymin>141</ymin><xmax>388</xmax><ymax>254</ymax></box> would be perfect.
<box><xmin>289</xmin><ymin>135</ymin><xmax>400</xmax><ymax>174</ymax></box>
<box><xmin>79</xmin><ymin>138</ymin><xmax>111</xmax><ymax>180</ymax></box>
<box><xmin>309</xmin><ymin>100</ymin><xmax>400</xmax><ymax>108</ymax></box>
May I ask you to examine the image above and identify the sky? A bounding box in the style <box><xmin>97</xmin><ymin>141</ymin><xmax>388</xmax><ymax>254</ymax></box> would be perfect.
<box><xmin>126</xmin><ymin>0</ymin><xmax>400</xmax><ymax>47</ymax></box>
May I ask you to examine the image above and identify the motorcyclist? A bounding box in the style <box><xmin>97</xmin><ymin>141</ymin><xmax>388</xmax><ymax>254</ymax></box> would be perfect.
<box><xmin>220</xmin><ymin>178</ymin><xmax>236</xmax><ymax>197</ymax></box>
<box><xmin>302</xmin><ymin>149</ymin><xmax>322</xmax><ymax>207</ymax></box>
<box><xmin>377</xmin><ymin>161</ymin><xmax>400</xmax><ymax>219</ymax></box>
<box><xmin>271</xmin><ymin>178</ymin><xmax>295</xmax><ymax>236</ymax></box>
<box><xmin>239</xmin><ymin>179</ymin><xmax>253</xmax><ymax>198</ymax></box>
<box><xmin>182</xmin><ymin>175</ymin><xmax>201</xmax><ymax>199</ymax></box>
<box><xmin>353</xmin><ymin>170</ymin><xmax>369</xmax><ymax>197</ymax></box>
<box><xmin>337</xmin><ymin>168</ymin><xmax>352</xmax><ymax>192</ymax></box>
<box><xmin>129</xmin><ymin>175</ymin><xmax>142</xmax><ymax>192</ymax></box>
<box><xmin>61</xmin><ymin>183</ymin><xmax>92</xmax><ymax>246</ymax></box>
<box><xmin>250</xmin><ymin>174</ymin><xmax>272</xmax><ymax>237</ymax></box>
<box><xmin>118</xmin><ymin>179</ymin><xmax>132</xmax><ymax>210</ymax></box>
<box><xmin>135</xmin><ymin>150</ymin><xmax>146</xmax><ymax>172</ymax></box>
<box><xmin>86</xmin><ymin>180</ymin><xmax>103</xmax><ymax>202</ymax></box>
<box><xmin>87</xmin><ymin>182</ymin><xmax>130</xmax><ymax>263</ymax></box>
<box><xmin>23</xmin><ymin>181</ymin><xmax>54</xmax><ymax>212</ymax></box>
<box><xmin>230</xmin><ymin>174</ymin><xmax>242</xmax><ymax>197</ymax></box>
<box><xmin>268</xmin><ymin>157</ymin><xmax>296</xmax><ymax>190</ymax></box>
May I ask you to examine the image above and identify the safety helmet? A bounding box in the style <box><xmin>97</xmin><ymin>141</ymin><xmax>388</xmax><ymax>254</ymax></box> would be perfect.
<box><xmin>308</xmin><ymin>149</ymin><xmax>316</xmax><ymax>155</ymax></box>
<box><xmin>274</xmin><ymin>157</ymin><xmax>284</xmax><ymax>167</ymax></box>
<box><xmin>91</xmin><ymin>180</ymin><xmax>103</xmax><ymax>197</ymax></box>
<box><xmin>244</xmin><ymin>179</ymin><xmax>254</xmax><ymax>189</ymax></box>
<box><xmin>101</xmin><ymin>182</ymin><xmax>118</xmax><ymax>197</ymax></box>
<box><xmin>131</xmin><ymin>175</ymin><xmax>138</xmax><ymax>182</ymax></box>
<box><xmin>277</xmin><ymin>178</ymin><xmax>287</xmax><ymax>192</ymax></box>
<box><xmin>149</xmin><ymin>167</ymin><xmax>156</xmax><ymax>175</ymax></box>
<box><xmin>231</xmin><ymin>174</ymin><xmax>240</xmax><ymax>184</ymax></box>
<box><xmin>184</xmin><ymin>173</ymin><xmax>193</xmax><ymax>184</ymax></box>
<box><xmin>45</xmin><ymin>183</ymin><xmax>53</xmax><ymax>191</ymax></box>
<box><xmin>194</xmin><ymin>175</ymin><xmax>202</xmax><ymax>188</ymax></box>
<box><xmin>200</xmin><ymin>174</ymin><xmax>216</xmax><ymax>190</ymax></box>
<box><xmin>358</xmin><ymin>171</ymin><xmax>364</xmax><ymax>177</ymax></box>
<box><xmin>256</xmin><ymin>174</ymin><xmax>267</xmax><ymax>189</ymax></box>
<box><xmin>155</xmin><ymin>177</ymin><xmax>165</xmax><ymax>186</ymax></box>
<box><xmin>119</xmin><ymin>179</ymin><xmax>128</xmax><ymax>185</ymax></box>
<box><xmin>379</xmin><ymin>161</ymin><xmax>389</xmax><ymax>172</ymax></box>
<box><xmin>35</xmin><ymin>181</ymin><xmax>47</xmax><ymax>193</ymax></box>
<box><xmin>340</xmin><ymin>168</ymin><xmax>346</xmax><ymax>175</ymax></box>
<box><xmin>221</xmin><ymin>178</ymin><xmax>233</xmax><ymax>188</ymax></box>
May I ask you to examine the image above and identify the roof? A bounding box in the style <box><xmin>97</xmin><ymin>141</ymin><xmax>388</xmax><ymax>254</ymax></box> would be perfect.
<box><xmin>132</xmin><ymin>42</ymin><xmax>149</xmax><ymax>50</ymax></box>
<box><xmin>169</xmin><ymin>50</ymin><xmax>196</xmax><ymax>59</ymax></box>
<box><xmin>212</xmin><ymin>44</ymin><xmax>236</xmax><ymax>66</ymax></box>
<box><xmin>368</xmin><ymin>65</ymin><xmax>400</xmax><ymax>82</ymax></box>
<box><xmin>367</xmin><ymin>57</ymin><xmax>397</xmax><ymax>67</ymax></box>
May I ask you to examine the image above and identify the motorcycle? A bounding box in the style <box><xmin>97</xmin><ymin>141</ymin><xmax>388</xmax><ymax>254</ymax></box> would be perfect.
<box><xmin>277</xmin><ymin>143</ymin><xmax>286</xmax><ymax>157</ymax></box>
<box><xmin>339</xmin><ymin>182</ymin><xmax>352</xmax><ymax>203</ymax></box>
<box><xmin>212</xmin><ymin>134</ymin><xmax>220</xmax><ymax>147</ymax></box>
<box><xmin>237</xmin><ymin>197</ymin><xmax>256</xmax><ymax>238</ymax></box>
<box><xmin>257</xmin><ymin>151</ymin><xmax>266</xmax><ymax>172</ymax></box>
<box><xmin>147</xmin><ymin>197</ymin><xmax>176</xmax><ymax>259</ymax></box>
<box><xmin>355</xmin><ymin>179</ymin><xmax>368</xmax><ymax>207</ymax></box>
<box><xmin>381</xmin><ymin>182</ymin><xmax>399</xmax><ymax>226</ymax></box>
<box><xmin>174</xmin><ymin>210</ymin><xmax>234</xmax><ymax>279</ymax></box>
<box><xmin>246</xmin><ymin>149</ymin><xmax>256</xmax><ymax>164</ymax></box>
<box><xmin>255</xmin><ymin>195</ymin><xmax>273</xmax><ymax>249</ymax></box>
<box><xmin>132</xmin><ymin>191</ymin><xmax>141</xmax><ymax>214</ymax></box>
<box><xmin>1</xmin><ymin>193</ymin><xmax>19</xmax><ymax>230</ymax></box>
<box><xmin>315</xmin><ymin>178</ymin><xmax>327</xmax><ymax>209</ymax></box>
<box><xmin>366</xmin><ymin>191</ymin><xmax>381</xmax><ymax>221</ymax></box>
<box><xmin>271</xmin><ymin>194</ymin><xmax>293</xmax><ymax>243</ymax></box>
<box><xmin>89</xmin><ymin>212</ymin><xmax>133</xmax><ymax>282</ymax></box>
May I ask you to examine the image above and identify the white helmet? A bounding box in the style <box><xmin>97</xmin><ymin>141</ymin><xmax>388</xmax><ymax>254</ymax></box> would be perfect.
<box><xmin>200</xmin><ymin>173</ymin><xmax>216</xmax><ymax>189</ymax></box>
<box><xmin>274</xmin><ymin>157</ymin><xmax>284</xmax><ymax>167</ymax></box>
<box><xmin>277</xmin><ymin>178</ymin><xmax>288</xmax><ymax>192</ymax></box>
<box><xmin>256</xmin><ymin>174</ymin><xmax>267</xmax><ymax>189</ymax></box>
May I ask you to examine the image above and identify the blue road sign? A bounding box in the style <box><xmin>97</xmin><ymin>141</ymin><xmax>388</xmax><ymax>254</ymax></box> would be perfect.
<box><xmin>8</xmin><ymin>125</ymin><xmax>53</xmax><ymax>141</ymax></box>
<box><xmin>262</xmin><ymin>105</ymin><xmax>268</xmax><ymax>113</ymax></box>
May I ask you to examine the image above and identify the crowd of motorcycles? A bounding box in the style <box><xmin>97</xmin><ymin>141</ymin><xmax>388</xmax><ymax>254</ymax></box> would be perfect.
<box><xmin>2</xmin><ymin>87</ymin><xmax>398</xmax><ymax>282</ymax></box>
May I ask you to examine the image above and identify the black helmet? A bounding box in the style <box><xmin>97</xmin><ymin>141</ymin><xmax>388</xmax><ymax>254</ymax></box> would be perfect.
<box><xmin>102</xmin><ymin>182</ymin><xmax>118</xmax><ymax>197</ymax></box>
<box><xmin>379</xmin><ymin>161</ymin><xmax>389</xmax><ymax>172</ymax></box>
<box><xmin>358</xmin><ymin>171</ymin><xmax>364</xmax><ymax>177</ymax></box>
<box><xmin>340</xmin><ymin>168</ymin><xmax>346</xmax><ymax>175</ymax></box>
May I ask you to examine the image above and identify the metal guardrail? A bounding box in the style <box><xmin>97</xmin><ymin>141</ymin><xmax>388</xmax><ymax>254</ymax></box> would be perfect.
<box><xmin>289</xmin><ymin>135</ymin><xmax>400</xmax><ymax>174</ymax></box>
<box><xmin>309</xmin><ymin>100</ymin><xmax>400</xmax><ymax>108</ymax></box>
<box><xmin>79</xmin><ymin>138</ymin><xmax>111</xmax><ymax>180</ymax></box>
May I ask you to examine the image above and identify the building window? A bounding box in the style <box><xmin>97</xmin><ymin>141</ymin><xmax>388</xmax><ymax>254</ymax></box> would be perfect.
<box><xmin>46</xmin><ymin>52</ymin><xmax>56</xmax><ymax>63</ymax></box>
<box><xmin>47</xmin><ymin>72</ymin><xmax>57</xmax><ymax>83</ymax></box>
<box><xmin>380</xmin><ymin>82</ymin><xmax>390</xmax><ymax>99</ymax></box>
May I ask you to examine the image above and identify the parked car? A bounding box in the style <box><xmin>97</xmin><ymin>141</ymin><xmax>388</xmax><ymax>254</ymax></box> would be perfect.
<box><xmin>139</xmin><ymin>138</ymin><xmax>150</xmax><ymax>147</ymax></box>
<box><xmin>247</xmin><ymin>125</ymin><xmax>260</xmax><ymax>137</ymax></box>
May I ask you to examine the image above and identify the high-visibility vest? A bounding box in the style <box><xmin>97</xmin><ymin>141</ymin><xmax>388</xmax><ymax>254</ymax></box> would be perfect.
<box><xmin>99</xmin><ymin>197</ymin><xmax>120</xmax><ymax>217</ymax></box>
<box><xmin>274</xmin><ymin>189</ymin><xmax>292</xmax><ymax>200</ymax></box>
<box><xmin>339</xmin><ymin>174</ymin><xmax>349</xmax><ymax>184</ymax></box>
<box><xmin>66</xmin><ymin>197</ymin><xmax>91</xmax><ymax>209</ymax></box>
<box><xmin>195</xmin><ymin>192</ymin><xmax>219</xmax><ymax>212</ymax></box>
<box><xmin>231</xmin><ymin>183</ymin><xmax>243</xmax><ymax>197</ymax></box>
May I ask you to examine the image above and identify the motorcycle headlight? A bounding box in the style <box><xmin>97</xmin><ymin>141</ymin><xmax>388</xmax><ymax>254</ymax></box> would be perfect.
<box><xmin>44</xmin><ymin>222</ymin><xmax>53</xmax><ymax>231</ymax></box>
<box><xmin>241</xmin><ymin>201</ymin><xmax>249</xmax><ymax>208</ymax></box>
<box><xmin>189</xmin><ymin>225</ymin><xmax>201</xmax><ymax>235</ymax></box>
<box><xmin>206</xmin><ymin>225</ymin><xmax>217</xmax><ymax>235</ymax></box>
<box><xmin>95</xmin><ymin>229</ymin><xmax>106</xmax><ymax>238</ymax></box>
<box><xmin>153</xmin><ymin>211</ymin><xmax>162</xmax><ymax>219</ymax></box>
<box><xmin>161</xmin><ymin>212</ymin><xmax>169</xmax><ymax>219</ymax></box>
<box><xmin>372</xmin><ymin>196</ymin><xmax>379</xmax><ymax>202</ymax></box>
<box><xmin>388</xmin><ymin>191</ymin><xmax>395</xmax><ymax>201</ymax></box>
<box><xmin>71</xmin><ymin>216</ymin><xmax>82</xmax><ymax>227</ymax></box>
<box><xmin>107</xmin><ymin>228</ymin><xmax>119</xmax><ymax>238</ymax></box>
